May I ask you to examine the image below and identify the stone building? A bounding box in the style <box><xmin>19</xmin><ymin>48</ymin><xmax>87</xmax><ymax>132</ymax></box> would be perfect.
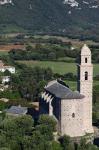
<box><xmin>40</xmin><ymin>44</ymin><xmax>94</xmax><ymax>137</ymax></box>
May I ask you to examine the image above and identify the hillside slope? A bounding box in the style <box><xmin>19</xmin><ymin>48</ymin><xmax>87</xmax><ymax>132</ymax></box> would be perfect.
<box><xmin>0</xmin><ymin>0</ymin><xmax>99</xmax><ymax>39</ymax></box>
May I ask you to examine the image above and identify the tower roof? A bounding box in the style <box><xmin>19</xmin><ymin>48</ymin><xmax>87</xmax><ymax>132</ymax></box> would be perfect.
<box><xmin>45</xmin><ymin>80</ymin><xmax>85</xmax><ymax>99</ymax></box>
<box><xmin>81</xmin><ymin>44</ymin><xmax>91</xmax><ymax>55</ymax></box>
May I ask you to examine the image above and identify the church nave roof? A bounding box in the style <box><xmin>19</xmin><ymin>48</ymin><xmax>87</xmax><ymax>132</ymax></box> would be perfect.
<box><xmin>45</xmin><ymin>80</ymin><xmax>85</xmax><ymax>100</ymax></box>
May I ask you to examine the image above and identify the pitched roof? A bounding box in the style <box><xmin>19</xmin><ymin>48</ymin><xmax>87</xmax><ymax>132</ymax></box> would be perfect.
<box><xmin>45</xmin><ymin>80</ymin><xmax>85</xmax><ymax>99</ymax></box>
<box><xmin>6</xmin><ymin>106</ymin><xmax>27</xmax><ymax>115</ymax></box>
<box><xmin>0</xmin><ymin>60</ymin><xmax>15</xmax><ymax>69</ymax></box>
<box><xmin>81</xmin><ymin>44</ymin><xmax>91</xmax><ymax>56</ymax></box>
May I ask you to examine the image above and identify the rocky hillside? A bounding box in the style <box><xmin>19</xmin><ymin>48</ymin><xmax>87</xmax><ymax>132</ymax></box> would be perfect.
<box><xmin>0</xmin><ymin>0</ymin><xmax>99</xmax><ymax>39</ymax></box>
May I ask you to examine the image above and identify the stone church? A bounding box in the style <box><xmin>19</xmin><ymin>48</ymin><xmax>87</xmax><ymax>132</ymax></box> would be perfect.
<box><xmin>40</xmin><ymin>44</ymin><xmax>94</xmax><ymax>137</ymax></box>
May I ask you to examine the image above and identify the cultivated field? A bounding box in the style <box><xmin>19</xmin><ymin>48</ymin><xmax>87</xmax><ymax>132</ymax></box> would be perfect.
<box><xmin>17</xmin><ymin>60</ymin><xmax>99</xmax><ymax>77</ymax></box>
<box><xmin>0</xmin><ymin>51</ymin><xmax>8</xmax><ymax>56</ymax></box>
<box><xmin>0</xmin><ymin>44</ymin><xmax>25</xmax><ymax>51</ymax></box>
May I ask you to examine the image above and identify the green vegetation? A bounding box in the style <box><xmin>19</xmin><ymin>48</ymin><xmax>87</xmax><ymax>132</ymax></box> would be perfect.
<box><xmin>0</xmin><ymin>35</ymin><xmax>98</xmax><ymax>149</ymax></box>
<box><xmin>0</xmin><ymin>115</ymin><xmax>57</xmax><ymax>150</ymax></box>
<box><xmin>18</xmin><ymin>61</ymin><xmax>77</xmax><ymax>74</ymax></box>
<box><xmin>17</xmin><ymin>61</ymin><xmax>99</xmax><ymax>77</ymax></box>
<box><xmin>0</xmin><ymin>90</ymin><xmax>21</xmax><ymax>100</ymax></box>
<box><xmin>0</xmin><ymin>101</ymin><xmax>10</xmax><ymax>111</ymax></box>
<box><xmin>64</xmin><ymin>80</ymin><xmax>77</xmax><ymax>91</ymax></box>
<box><xmin>0</xmin><ymin>114</ymin><xmax>98</xmax><ymax>150</ymax></box>
<box><xmin>0</xmin><ymin>51</ymin><xmax>8</xmax><ymax>56</ymax></box>
<box><xmin>0</xmin><ymin>24</ymin><xmax>25</xmax><ymax>33</ymax></box>
<box><xmin>8</xmin><ymin>40</ymin><xmax>99</xmax><ymax>64</ymax></box>
<box><xmin>9</xmin><ymin>42</ymin><xmax>77</xmax><ymax>61</ymax></box>
<box><xmin>8</xmin><ymin>65</ymin><xmax>53</xmax><ymax>101</ymax></box>
<box><xmin>58</xmin><ymin>57</ymin><xmax>75</xmax><ymax>63</ymax></box>
<box><xmin>39</xmin><ymin>114</ymin><xmax>57</xmax><ymax>132</ymax></box>
<box><xmin>0</xmin><ymin>0</ymin><xmax>99</xmax><ymax>41</ymax></box>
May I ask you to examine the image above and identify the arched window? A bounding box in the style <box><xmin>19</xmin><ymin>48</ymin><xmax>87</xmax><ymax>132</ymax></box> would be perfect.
<box><xmin>85</xmin><ymin>71</ymin><xmax>88</xmax><ymax>80</ymax></box>
<box><xmin>85</xmin><ymin>58</ymin><xmax>87</xmax><ymax>63</ymax></box>
<box><xmin>72</xmin><ymin>113</ymin><xmax>75</xmax><ymax>118</ymax></box>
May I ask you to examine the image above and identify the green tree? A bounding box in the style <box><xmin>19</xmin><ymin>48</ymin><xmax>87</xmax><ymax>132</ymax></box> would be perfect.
<box><xmin>26</xmin><ymin>45</ymin><xmax>33</xmax><ymax>51</ymax></box>
<box><xmin>78</xmin><ymin>138</ymin><xmax>99</xmax><ymax>150</ymax></box>
<box><xmin>48</xmin><ymin>52</ymin><xmax>56</xmax><ymax>60</ymax></box>
<box><xmin>4</xmin><ymin>70</ymin><xmax>11</xmax><ymax>76</ymax></box>
<box><xmin>36</xmin><ymin>124</ymin><xmax>53</xmax><ymax>141</ymax></box>
<box><xmin>23</xmin><ymin>130</ymin><xmax>52</xmax><ymax>150</ymax></box>
<box><xmin>0</xmin><ymin>115</ymin><xmax>34</xmax><ymax>148</ymax></box>
<box><xmin>39</xmin><ymin>114</ymin><xmax>57</xmax><ymax>132</ymax></box>
<box><xmin>60</xmin><ymin>135</ymin><xmax>74</xmax><ymax>150</ymax></box>
<box><xmin>51</xmin><ymin>141</ymin><xmax>62</xmax><ymax>150</ymax></box>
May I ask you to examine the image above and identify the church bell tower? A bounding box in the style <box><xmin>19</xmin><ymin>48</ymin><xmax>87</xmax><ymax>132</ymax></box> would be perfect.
<box><xmin>77</xmin><ymin>44</ymin><xmax>94</xmax><ymax>133</ymax></box>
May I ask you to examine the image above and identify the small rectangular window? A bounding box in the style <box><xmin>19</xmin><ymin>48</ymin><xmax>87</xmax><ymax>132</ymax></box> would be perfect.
<box><xmin>72</xmin><ymin>113</ymin><xmax>75</xmax><ymax>118</ymax></box>
<box><xmin>85</xmin><ymin>72</ymin><xmax>88</xmax><ymax>80</ymax></box>
<box><xmin>85</xmin><ymin>58</ymin><xmax>87</xmax><ymax>63</ymax></box>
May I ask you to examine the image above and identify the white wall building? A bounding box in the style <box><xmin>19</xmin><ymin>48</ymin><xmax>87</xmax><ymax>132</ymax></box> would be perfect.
<box><xmin>0</xmin><ymin>61</ymin><xmax>15</xmax><ymax>74</ymax></box>
<box><xmin>40</xmin><ymin>44</ymin><xmax>94</xmax><ymax>137</ymax></box>
<box><xmin>2</xmin><ymin>76</ymin><xmax>10</xmax><ymax>84</ymax></box>
<box><xmin>0</xmin><ymin>0</ymin><xmax>12</xmax><ymax>5</ymax></box>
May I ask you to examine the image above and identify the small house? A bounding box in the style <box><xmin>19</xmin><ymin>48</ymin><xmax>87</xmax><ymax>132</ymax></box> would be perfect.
<box><xmin>6</xmin><ymin>106</ymin><xmax>28</xmax><ymax>116</ymax></box>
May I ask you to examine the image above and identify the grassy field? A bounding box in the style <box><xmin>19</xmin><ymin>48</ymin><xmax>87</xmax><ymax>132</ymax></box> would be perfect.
<box><xmin>64</xmin><ymin>80</ymin><xmax>77</xmax><ymax>90</ymax></box>
<box><xmin>0</xmin><ymin>51</ymin><xmax>8</xmax><ymax>56</ymax></box>
<box><xmin>58</xmin><ymin>57</ymin><xmax>75</xmax><ymax>62</ymax></box>
<box><xmin>18</xmin><ymin>60</ymin><xmax>99</xmax><ymax>77</ymax></box>
<box><xmin>63</xmin><ymin>80</ymin><xmax>99</xmax><ymax>90</ymax></box>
